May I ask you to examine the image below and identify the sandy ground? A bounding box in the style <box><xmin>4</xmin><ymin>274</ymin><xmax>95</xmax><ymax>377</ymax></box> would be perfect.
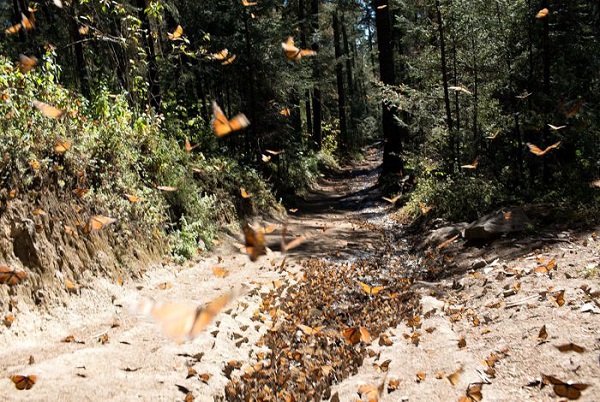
<box><xmin>1</xmin><ymin>148</ymin><xmax>599</xmax><ymax>401</ymax></box>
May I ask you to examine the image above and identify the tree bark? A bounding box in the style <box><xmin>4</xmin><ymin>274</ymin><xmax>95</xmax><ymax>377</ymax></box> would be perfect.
<box><xmin>310</xmin><ymin>0</ymin><xmax>322</xmax><ymax>150</ymax></box>
<box><xmin>136</xmin><ymin>0</ymin><xmax>161</xmax><ymax>111</ymax></box>
<box><xmin>333</xmin><ymin>10</ymin><xmax>348</xmax><ymax>154</ymax></box>
<box><xmin>435</xmin><ymin>0</ymin><xmax>454</xmax><ymax>167</ymax></box>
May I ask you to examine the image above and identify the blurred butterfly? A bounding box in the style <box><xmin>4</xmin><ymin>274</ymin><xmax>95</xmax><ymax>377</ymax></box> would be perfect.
<box><xmin>357</xmin><ymin>381</ymin><xmax>384</xmax><ymax>402</ymax></box>
<box><xmin>261</xmin><ymin>154</ymin><xmax>271</xmax><ymax>162</ymax></box>
<box><xmin>459</xmin><ymin>382</ymin><xmax>483</xmax><ymax>402</ymax></box>
<box><xmin>78</xmin><ymin>25</ymin><xmax>90</xmax><ymax>35</ymax></box>
<box><xmin>373</xmin><ymin>359</ymin><xmax>391</xmax><ymax>373</ymax></box>
<box><xmin>461</xmin><ymin>158</ymin><xmax>478</xmax><ymax>169</ymax></box>
<box><xmin>281</xmin><ymin>37</ymin><xmax>317</xmax><ymax>62</ymax></box>
<box><xmin>83</xmin><ymin>215</ymin><xmax>117</xmax><ymax>234</ymax></box>
<box><xmin>124</xmin><ymin>194</ymin><xmax>144</xmax><ymax>203</ymax></box>
<box><xmin>562</xmin><ymin>99</ymin><xmax>584</xmax><ymax>118</ymax></box>
<box><xmin>486</xmin><ymin>129</ymin><xmax>501</xmax><ymax>140</ymax></box>
<box><xmin>5</xmin><ymin>22</ymin><xmax>22</xmax><ymax>34</ymax></box>
<box><xmin>33</xmin><ymin>100</ymin><xmax>64</xmax><ymax>119</ymax></box>
<box><xmin>418</xmin><ymin>201</ymin><xmax>432</xmax><ymax>214</ymax></box>
<box><xmin>242</xmin><ymin>0</ymin><xmax>257</xmax><ymax>6</ymax></box>
<box><xmin>543</xmin><ymin>375</ymin><xmax>588</xmax><ymax>400</ymax></box>
<box><xmin>0</xmin><ymin>266</ymin><xmax>28</xmax><ymax>286</ymax></box>
<box><xmin>447</xmin><ymin>367</ymin><xmax>463</xmax><ymax>385</ymax></box>
<box><xmin>156</xmin><ymin>185</ymin><xmax>178</xmax><ymax>192</ymax></box>
<box><xmin>185</xmin><ymin>138</ymin><xmax>199</xmax><ymax>152</ymax></box>
<box><xmin>212</xmin><ymin>267</ymin><xmax>229</xmax><ymax>278</ymax></box>
<box><xmin>266</xmin><ymin>149</ymin><xmax>284</xmax><ymax>155</ymax></box>
<box><xmin>342</xmin><ymin>326</ymin><xmax>370</xmax><ymax>345</ymax></box>
<box><xmin>211</xmin><ymin>101</ymin><xmax>250</xmax><ymax>136</ymax></box>
<box><xmin>527</xmin><ymin>141</ymin><xmax>561</xmax><ymax>156</ymax></box>
<box><xmin>11</xmin><ymin>375</ymin><xmax>36</xmax><ymax>390</ymax></box>
<box><xmin>548</xmin><ymin>124</ymin><xmax>566</xmax><ymax>131</ymax></box>
<box><xmin>556</xmin><ymin>343</ymin><xmax>585</xmax><ymax>353</ymax></box>
<box><xmin>17</xmin><ymin>54</ymin><xmax>37</xmax><ymax>74</ymax></box>
<box><xmin>240</xmin><ymin>188</ymin><xmax>252</xmax><ymax>198</ymax></box>
<box><xmin>280</xmin><ymin>108</ymin><xmax>290</xmax><ymax>116</ymax></box>
<box><xmin>382</xmin><ymin>194</ymin><xmax>401</xmax><ymax>204</ymax></box>
<box><xmin>21</xmin><ymin>13</ymin><xmax>34</xmax><ymax>30</ymax></box>
<box><xmin>281</xmin><ymin>228</ymin><xmax>313</xmax><ymax>252</ymax></box>
<box><xmin>298</xmin><ymin>324</ymin><xmax>324</xmax><ymax>335</ymax></box>
<box><xmin>168</xmin><ymin>25</ymin><xmax>183</xmax><ymax>40</ymax></box>
<box><xmin>515</xmin><ymin>91</ymin><xmax>532</xmax><ymax>99</ymax></box>
<box><xmin>536</xmin><ymin>8</ymin><xmax>549</xmax><ymax>19</ymax></box>
<box><xmin>243</xmin><ymin>224</ymin><xmax>266</xmax><ymax>261</ymax></box>
<box><xmin>448</xmin><ymin>85</ymin><xmax>472</xmax><ymax>95</ymax></box>
<box><xmin>377</xmin><ymin>4</ymin><xmax>387</xmax><ymax>9</ymax></box>
<box><xmin>54</xmin><ymin>138</ymin><xmax>71</xmax><ymax>153</ymax></box>
<box><xmin>221</xmin><ymin>54</ymin><xmax>236</xmax><ymax>65</ymax></box>
<box><xmin>72</xmin><ymin>188</ymin><xmax>89</xmax><ymax>199</ymax></box>
<box><xmin>133</xmin><ymin>290</ymin><xmax>238</xmax><ymax>343</ymax></box>
<box><xmin>210</xmin><ymin>49</ymin><xmax>229</xmax><ymax>61</ymax></box>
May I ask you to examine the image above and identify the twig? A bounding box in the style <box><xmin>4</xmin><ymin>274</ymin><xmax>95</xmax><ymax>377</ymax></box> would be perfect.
<box><xmin>505</xmin><ymin>295</ymin><xmax>539</xmax><ymax>309</ymax></box>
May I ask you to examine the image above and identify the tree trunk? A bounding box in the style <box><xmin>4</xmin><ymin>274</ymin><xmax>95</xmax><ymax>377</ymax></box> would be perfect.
<box><xmin>70</xmin><ymin>0</ymin><xmax>90</xmax><ymax>98</ymax></box>
<box><xmin>333</xmin><ymin>10</ymin><xmax>348</xmax><ymax>154</ymax></box>
<box><xmin>310</xmin><ymin>0</ymin><xmax>322</xmax><ymax>150</ymax></box>
<box><xmin>374</xmin><ymin>0</ymin><xmax>403</xmax><ymax>174</ymax></box>
<box><xmin>435</xmin><ymin>0</ymin><xmax>454</xmax><ymax>168</ymax></box>
<box><xmin>136</xmin><ymin>0</ymin><xmax>161</xmax><ymax>111</ymax></box>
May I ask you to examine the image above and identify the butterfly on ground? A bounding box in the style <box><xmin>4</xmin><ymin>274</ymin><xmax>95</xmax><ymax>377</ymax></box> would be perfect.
<box><xmin>211</xmin><ymin>101</ymin><xmax>250</xmax><ymax>137</ymax></box>
<box><xmin>17</xmin><ymin>54</ymin><xmax>37</xmax><ymax>74</ymax></box>
<box><xmin>33</xmin><ymin>100</ymin><xmax>64</xmax><ymax>119</ymax></box>
<box><xmin>459</xmin><ymin>382</ymin><xmax>483</xmax><ymax>402</ymax></box>
<box><xmin>168</xmin><ymin>25</ymin><xmax>183</xmax><ymax>40</ymax></box>
<box><xmin>342</xmin><ymin>326</ymin><xmax>371</xmax><ymax>345</ymax></box>
<box><xmin>11</xmin><ymin>375</ymin><xmax>37</xmax><ymax>390</ymax></box>
<box><xmin>243</xmin><ymin>224</ymin><xmax>266</xmax><ymax>261</ymax></box>
<box><xmin>281</xmin><ymin>37</ymin><xmax>317</xmax><ymax>62</ymax></box>
<box><xmin>83</xmin><ymin>215</ymin><xmax>117</xmax><ymax>234</ymax></box>
<box><xmin>527</xmin><ymin>141</ymin><xmax>561</xmax><ymax>156</ymax></box>
<box><xmin>0</xmin><ymin>267</ymin><xmax>28</xmax><ymax>286</ymax></box>
<box><xmin>358</xmin><ymin>281</ymin><xmax>385</xmax><ymax>295</ymax></box>
<box><xmin>132</xmin><ymin>290</ymin><xmax>239</xmax><ymax>343</ymax></box>
<box><xmin>542</xmin><ymin>375</ymin><xmax>588</xmax><ymax>400</ymax></box>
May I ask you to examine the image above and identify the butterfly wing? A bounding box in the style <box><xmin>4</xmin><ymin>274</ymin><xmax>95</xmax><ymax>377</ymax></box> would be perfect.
<box><xmin>189</xmin><ymin>292</ymin><xmax>233</xmax><ymax>338</ymax></box>
<box><xmin>527</xmin><ymin>143</ymin><xmax>544</xmax><ymax>156</ymax></box>
<box><xmin>244</xmin><ymin>225</ymin><xmax>266</xmax><ymax>261</ymax></box>
<box><xmin>5</xmin><ymin>23</ymin><xmax>22</xmax><ymax>34</ymax></box>
<box><xmin>34</xmin><ymin>100</ymin><xmax>64</xmax><ymax>119</ymax></box>
<box><xmin>228</xmin><ymin>113</ymin><xmax>250</xmax><ymax>131</ymax></box>
<box><xmin>212</xmin><ymin>102</ymin><xmax>233</xmax><ymax>136</ymax></box>
<box><xmin>282</xmin><ymin>37</ymin><xmax>301</xmax><ymax>61</ymax></box>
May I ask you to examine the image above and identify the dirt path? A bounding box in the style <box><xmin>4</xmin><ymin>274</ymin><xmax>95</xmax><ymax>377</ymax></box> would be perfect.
<box><xmin>1</xmin><ymin>147</ymin><xmax>599</xmax><ymax>401</ymax></box>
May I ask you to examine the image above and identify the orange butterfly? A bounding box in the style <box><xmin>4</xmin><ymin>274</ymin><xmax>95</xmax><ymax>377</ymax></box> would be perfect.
<box><xmin>281</xmin><ymin>37</ymin><xmax>317</xmax><ymax>62</ymax></box>
<box><xmin>54</xmin><ymin>138</ymin><xmax>72</xmax><ymax>153</ymax></box>
<box><xmin>133</xmin><ymin>290</ymin><xmax>238</xmax><ymax>343</ymax></box>
<box><xmin>17</xmin><ymin>54</ymin><xmax>37</xmax><ymax>74</ymax></box>
<box><xmin>0</xmin><ymin>266</ymin><xmax>28</xmax><ymax>286</ymax></box>
<box><xmin>281</xmin><ymin>226</ymin><xmax>313</xmax><ymax>252</ymax></box>
<box><xmin>461</xmin><ymin>158</ymin><xmax>478</xmax><ymax>169</ymax></box>
<box><xmin>382</xmin><ymin>194</ymin><xmax>401</xmax><ymax>204</ymax></box>
<box><xmin>5</xmin><ymin>22</ymin><xmax>22</xmax><ymax>34</ymax></box>
<box><xmin>83</xmin><ymin>215</ymin><xmax>117</xmax><ymax>234</ymax></box>
<box><xmin>562</xmin><ymin>99</ymin><xmax>584</xmax><ymax>118</ymax></box>
<box><xmin>124</xmin><ymin>194</ymin><xmax>144</xmax><ymax>203</ymax></box>
<box><xmin>33</xmin><ymin>100</ymin><xmax>64</xmax><ymax>119</ymax></box>
<box><xmin>11</xmin><ymin>375</ymin><xmax>36</xmax><ymax>390</ymax></box>
<box><xmin>20</xmin><ymin>13</ymin><xmax>34</xmax><ymax>30</ymax></box>
<box><xmin>459</xmin><ymin>382</ymin><xmax>483</xmax><ymax>402</ymax></box>
<box><xmin>265</xmin><ymin>149</ymin><xmax>283</xmax><ymax>155</ymax></box>
<box><xmin>243</xmin><ymin>224</ymin><xmax>266</xmax><ymax>261</ymax></box>
<box><xmin>168</xmin><ymin>25</ymin><xmax>183</xmax><ymax>40</ymax></box>
<box><xmin>280</xmin><ymin>108</ymin><xmax>290</xmax><ymax>116</ymax></box>
<box><xmin>536</xmin><ymin>8</ymin><xmax>549</xmax><ymax>19</ymax></box>
<box><xmin>185</xmin><ymin>138</ymin><xmax>199</xmax><ymax>152</ymax></box>
<box><xmin>240</xmin><ymin>188</ymin><xmax>252</xmax><ymax>198</ymax></box>
<box><xmin>221</xmin><ymin>54</ymin><xmax>236</xmax><ymax>65</ymax></box>
<box><xmin>261</xmin><ymin>154</ymin><xmax>271</xmax><ymax>162</ymax></box>
<box><xmin>358</xmin><ymin>281</ymin><xmax>384</xmax><ymax>295</ymax></box>
<box><xmin>72</xmin><ymin>188</ymin><xmax>89</xmax><ymax>199</ymax></box>
<box><xmin>486</xmin><ymin>129</ymin><xmax>501</xmax><ymax>140</ymax></box>
<box><xmin>358</xmin><ymin>381</ymin><xmax>384</xmax><ymax>402</ymax></box>
<box><xmin>210</xmin><ymin>49</ymin><xmax>229</xmax><ymax>61</ymax></box>
<box><xmin>527</xmin><ymin>141</ymin><xmax>561</xmax><ymax>156</ymax></box>
<box><xmin>211</xmin><ymin>101</ymin><xmax>250</xmax><ymax>136</ymax></box>
<box><xmin>242</xmin><ymin>0</ymin><xmax>257</xmax><ymax>6</ymax></box>
<box><xmin>78</xmin><ymin>25</ymin><xmax>90</xmax><ymax>35</ymax></box>
<box><xmin>297</xmin><ymin>324</ymin><xmax>324</xmax><ymax>335</ymax></box>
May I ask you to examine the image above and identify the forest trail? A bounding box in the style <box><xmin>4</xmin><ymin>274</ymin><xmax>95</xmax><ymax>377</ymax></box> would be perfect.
<box><xmin>1</xmin><ymin>146</ymin><xmax>599</xmax><ymax>401</ymax></box>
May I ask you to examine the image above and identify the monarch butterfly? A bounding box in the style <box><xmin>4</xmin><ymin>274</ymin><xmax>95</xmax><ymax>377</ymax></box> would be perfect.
<box><xmin>33</xmin><ymin>100</ymin><xmax>64</xmax><ymax>119</ymax></box>
<box><xmin>242</xmin><ymin>0</ymin><xmax>257</xmax><ymax>6</ymax></box>
<box><xmin>265</xmin><ymin>149</ymin><xmax>284</xmax><ymax>155</ymax></box>
<box><xmin>297</xmin><ymin>324</ymin><xmax>324</xmax><ymax>335</ymax></box>
<box><xmin>124</xmin><ymin>194</ymin><xmax>144</xmax><ymax>203</ymax></box>
<box><xmin>221</xmin><ymin>54</ymin><xmax>236</xmax><ymax>65</ymax></box>
<box><xmin>17</xmin><ymin>54</ymin><xmax>37</xmax><ymax>74</ymax></box>
<box><xmin>536</xmin><ymin>8</ymin><xmax>549</xmax><ymax>19</ymax></box>
<box><xmin>243</xmin><ymin>224</ymin><xmax>266</xmax><ymax>261</ymax></box>
<box><xmin>156</xmin><ymin>185</ymin><xmax>178</xmax><ymax>192</ymax></box>
<box><xmin>448</xmin><ymin>85</ymin><xmax>472</xmax><ymax>95</ymax></box>
<box><xmin>281</xmin><ymin>37</ymin><xmax>317</xmax><ymax>62</ymax></box>
<box><xmin>447</xmin><ymin>367</ymin><xmax>464</xmax><ymax>385</ymax></box>
<box><xmin>358</xmin><ymin>381</ymin><xmax>384</xmax><ymax>402</ymax></box>
<box><xmin>373</xmin><ymin>359</ymin><xmax>391</xmax><ymax>373</ymax></box>
<box><xmin>556</xmin><ymin>343</ymin><xmax>585</xmax><ymax>353</ymax></box>
<box><xmin>548</xmin><ymin>124</ymin><xmax>566</xmax><ymax>131</ymax></box>
<box><xmin>78</xmin><ymin>25</ymin><xmax>90</xmax><ymax>35</ymax></box>
<box><xmin>461</xmin><ymin>158</ymin><xmax>478</xmax><ymax>169</ymax></box>
<box><xmin>21</xmin><ymin>13</ymin><xmax>34</xmax><ymax>30</ymax></box>
<box><xmin>261</xmin><ymin>154</ymin><xmax>271</xmax><ymax>162</ymax></box>
<box><xmin>185</xmin><ymin>139</ymin><xmax>199</xmax><ymax>152</ymax></box>
<box><xmin>280</xmin><ymin>108</ymin><xmax>290</xmax><ymax>116</ymax></box>
<box><xmin>281</xmin><ymin>227</ymin><xmax>313</xmax><ymax>252</ymax></box>
<box><xmin>211</xmin><ymin>101</ymin><xmax>250</xmax><ymax>137</ymax></box>
<box><xmin>418</xmin><ymin>201</ymin><xmax>432</xmax><ymax>214</ymax></box>
<box><xmin>458</xmin><ymin>382</ymin><xmax>483</xmax><ymax>402</ymax></box>
<box><xmin>168</xmin><ymin>25</ymin><xmax>183</xmax><ymax>40</ymax></box>
<box><xmin>382</xmin><ymin>194</ymin><xmax>401</xmax><ymax>204</ymax></box>
<box><xmin>54</xmin><ymin>138</ymin><xmax>71</xmax><ymax>153</ymax></box>
<box><xmin>210</xmin><ymin>49</ymin><xmax>229</xmax><ymax>61</ymax></box>
<box><xmin>133</xmin><ymin>290</ymin><xmax>237</xmax><ymax>342</ymax></box>
<box><xmin>72</xmin><ymin>188</ymin><xmax>88</xmax><ymax>199</ymax></box>
<box><xmin>5</xmin><ymin>23</ymin><xmax>22</xmax><ymax>34</ymax></box>
<box><xmin>212</xmin><ymin>267</ymin><xmax>229</xmax><ymax>278</ymax></box>
<box><xmin>83</xmin><ymin>215</ymin><xmax>117</xmax><ymax>234</ymax></box>
<box><xmin>0</xmin><ymin>266</ymin><xmax>28</xmax><ymax>286</ymax></box>
<box><xmin>538</xmin><ymin>324</ymin><xmax>548</xmax><ymax>341</ymax></box>
<box><xmin>11</xmin><ymin>375</ymin><xmax>36</xmax><ymax>390</ymax></box>
<box><xmin>542</xmin><ymin>375</ymin><xmax>588</xmax><ymax>400</ymax></box>
<box><xmin>358</xmin><ymin>281</ymin><xmax>384</xmax><ymax>295</ymax></box>
<box><xmin>240</xmin><ymin>188</ymin><xmax>252</xmax><ymax>198</ymax></box>
<box><xmin>527</xmin><ymin>141</ymin><xmax>561</xmax><ymax>156</ymax></box>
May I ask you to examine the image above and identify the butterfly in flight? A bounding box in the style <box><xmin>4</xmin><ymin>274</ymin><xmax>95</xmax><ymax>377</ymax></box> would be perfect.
<box><xmin>211</xmin><ymin>101</ymin><xmax>250</xmax><ymax>137</ymax></box>
<box><xmin>33</xmin><ymin>100</ymin><xmax>64</xmax><ymax>119</ymax></box>
<box><xmin>527</xmin><ymin>141</ymin><xmax>561</xmax><ymax>156</ymax></box>
<box><xmin>281</xmin><ymin>37</ymin><xmax>317</xmax><ymax>62</ymax></box>
<box><xmin>243</xmin><ymin>224</ymin><xmax>266</xmax><ymax>261</ymax></box>
<box><xmin>168</xmin><ymin>25</ymin><xmax>183</xmax><ymax>40</ymax></box>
